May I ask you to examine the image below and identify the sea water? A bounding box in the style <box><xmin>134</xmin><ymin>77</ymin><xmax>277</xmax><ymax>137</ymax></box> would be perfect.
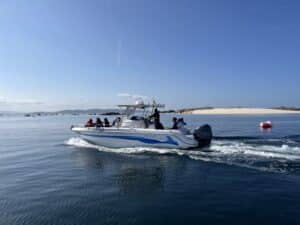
<box><xmin>0</xmin><ymin>114</ymin><xmax>300</xmax><ymax>225</ymax></box>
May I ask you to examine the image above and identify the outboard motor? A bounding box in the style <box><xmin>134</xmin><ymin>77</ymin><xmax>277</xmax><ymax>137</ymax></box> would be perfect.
<box><xmin>193</xmin><ymin>124</ymin><xmax>212</xmax><ymax>147</ymax></box>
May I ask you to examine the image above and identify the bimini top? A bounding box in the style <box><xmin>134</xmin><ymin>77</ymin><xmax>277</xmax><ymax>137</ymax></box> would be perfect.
<box><xmin>117</xmin><ymin>100</ymin><xmax>165</xmax><ymax>109</ymax></box>
<box><xmin>117</xmin><ymin>100</ymin><xmax>165</xmax><ymax>117</ymax></box>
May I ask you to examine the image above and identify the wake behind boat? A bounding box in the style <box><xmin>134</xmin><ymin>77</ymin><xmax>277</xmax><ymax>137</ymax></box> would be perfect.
<box><xmin>71</xmin><ymin>101</ymin><xmax>212</xmax><ymax>149</ymax></box>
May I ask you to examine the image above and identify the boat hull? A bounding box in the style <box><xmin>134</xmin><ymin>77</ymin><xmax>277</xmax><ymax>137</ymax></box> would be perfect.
<box><xmin>71</xmin><ymin>127</ymin><xmax>199</xmax><ymax>149</ymax></box>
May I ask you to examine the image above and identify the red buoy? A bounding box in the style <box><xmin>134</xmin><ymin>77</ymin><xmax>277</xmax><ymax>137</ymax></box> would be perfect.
<box><xmin>260</xmin><ymin>121</ymin><xmax>272</xmax><ymax>129</ymax></box>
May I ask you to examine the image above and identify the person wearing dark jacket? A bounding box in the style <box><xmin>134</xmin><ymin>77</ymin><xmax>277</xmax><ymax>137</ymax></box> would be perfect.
<box><xmin>172</xmin><ymin>117</ymin><xmax>178</xmax><ymax>129</ymax></box>
<box><xmin>95</xmin><ymin>118</ymin><xmax>103</xmax><ymax>127</ymax></box>
<box><xmin>149</xmin><ymin>108</ymin><xmax>164</xmax><ymax>129</ymax></box>
<box><xmin>104</xmin><ymin>118</ymin><xmax>110</xmax><ymax>127</ymax></box>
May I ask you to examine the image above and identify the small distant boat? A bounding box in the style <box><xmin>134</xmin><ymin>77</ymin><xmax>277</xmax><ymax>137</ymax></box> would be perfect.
<box><xmin>260</xmin><ymin>121</ymin><xmax>272</xmax><ymax>129</ymax></box>
<box><xmin>71</xmin><ymin>100</ymin><xmax>213</xmax><ymax>149</ymax></box>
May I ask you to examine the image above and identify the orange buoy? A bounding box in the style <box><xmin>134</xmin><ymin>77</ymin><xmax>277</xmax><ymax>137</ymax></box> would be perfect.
<box><xmin>260</xmin><ymin>121</ymin><xmax>272</xmax><ymax>129</ymax></box>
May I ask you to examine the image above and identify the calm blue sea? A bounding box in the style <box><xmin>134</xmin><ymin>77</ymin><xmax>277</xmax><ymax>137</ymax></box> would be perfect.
<box><xmin>1</xmin><ymin>114</ymin><xmax>300</xmax><ymax>225</ymax></box>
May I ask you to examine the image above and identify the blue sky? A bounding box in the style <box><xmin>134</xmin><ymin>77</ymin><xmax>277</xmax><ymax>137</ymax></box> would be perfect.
<box><xmin>0</xmin><ymin>0</ymin><xmax>299</xmax><ymax>111</ymax></box>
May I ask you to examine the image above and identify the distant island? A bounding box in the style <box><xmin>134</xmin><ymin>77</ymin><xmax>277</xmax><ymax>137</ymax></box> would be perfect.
<box><xmin>19</xmin><ymin>108</ymin><xmax>123</xmax><ymax>117</ymax></box>
<box><xmin>101</xmin><ymin>112</ymin><xmax>121</xmax><ymax>116</ymax></box>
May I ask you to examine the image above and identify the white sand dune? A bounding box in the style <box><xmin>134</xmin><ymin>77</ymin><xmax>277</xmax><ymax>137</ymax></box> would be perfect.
<box><xmin>183</xmin><ymin>108</ymin><xmax>300</xmax><ymax>115</ymax></box>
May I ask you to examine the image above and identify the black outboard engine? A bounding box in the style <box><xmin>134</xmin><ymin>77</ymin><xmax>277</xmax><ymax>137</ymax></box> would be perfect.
<box><xmin>193</xmin><ymin>124</ymin><xmax>213</xmax><ymax>147</ymax></box>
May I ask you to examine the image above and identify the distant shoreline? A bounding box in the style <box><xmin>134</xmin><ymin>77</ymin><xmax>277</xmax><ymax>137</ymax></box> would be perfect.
<box><xmin>180</xmin><ymin>107</ymin><xmax>300</xmax><ymax>115</ymax></box>
<box><xmin>2</xmin><ymin>107</ymin><xmax>300</xmax><ymax>117</ymax></box>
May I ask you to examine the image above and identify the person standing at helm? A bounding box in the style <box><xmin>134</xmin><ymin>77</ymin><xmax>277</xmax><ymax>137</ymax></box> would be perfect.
<box><xmin>149</xmin><ymin>108</ymin><xmax>164</xmax><ymax>129</ymax></box>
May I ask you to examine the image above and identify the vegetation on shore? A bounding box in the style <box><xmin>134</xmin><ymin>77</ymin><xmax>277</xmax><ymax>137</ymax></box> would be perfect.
<box><xmin>272</xmin><ymin>107</ymin><xmax>300</xmax><ymax>111</ymax></box>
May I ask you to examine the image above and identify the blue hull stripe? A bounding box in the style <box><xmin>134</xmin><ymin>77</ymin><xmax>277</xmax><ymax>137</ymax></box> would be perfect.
<box><xmin>82</xmin><ymin>134</ymin><xmax>178</xmax><ymax>146</ymax></box>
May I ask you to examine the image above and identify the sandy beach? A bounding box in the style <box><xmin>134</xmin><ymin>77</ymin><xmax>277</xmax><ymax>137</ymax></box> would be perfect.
<box><xmin>182</xmin><ymin>108</ymin><xmax>300</xmax><ymax>115</ymax></box>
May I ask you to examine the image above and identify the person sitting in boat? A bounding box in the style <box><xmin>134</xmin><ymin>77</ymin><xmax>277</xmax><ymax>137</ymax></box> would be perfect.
<box><xmin>85</xmin><ymin>118</ymin><xmax>95</xmax><ymax>128</ymax></box>
<box><xmin>112</xmin><ymin>117</ymin><xmax>122</xmax><ymax>127</ymax></box>
<box><xmin>149</xmin><ymin>108</ymin><xmax>164</xmax><ymax>129</ymax></box>
<box><xmin>172</xmin><ymin>117</ymin><xmax>178</xmax><ymax>129</ymax></box>
<box><xmin>95</xmin><ymin>117</ymin><xmax>103</xmax><ymax>127</ymax></box>
<box><xmin>104</xmin><ymin>118</ymin><xmax>110</xmax><ymax>127</ymax></box>
<box><xmin>177</xmin><ymin>118</ymin><xmax>189</xmax><ymax>134</ymax></box>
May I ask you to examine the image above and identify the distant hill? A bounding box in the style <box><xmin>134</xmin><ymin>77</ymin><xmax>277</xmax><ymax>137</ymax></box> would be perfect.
<box><xmin>26</xmin><ymin>108</ymin><xmax>124</xmax><ymax>116</ymax></box>
<box><xmin>56</xmin><ymin>108</ymin><xmax>122</xmax><ymax>115</ymax></box>
<box><xmin>0</xmin><ymin>111</ymin><xmax>24</xmax><ymax>116</ymax></box>
<box><xmin>0</xmin><ymin>108</ymin><xmax>123</xmax><ymax>117</ymax></box>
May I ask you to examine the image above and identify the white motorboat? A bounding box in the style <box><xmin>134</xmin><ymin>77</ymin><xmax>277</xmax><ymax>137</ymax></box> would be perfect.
<box><xmin>71</xmin><ymin>101</ymin><xmax>212</xmax><ymax>149</ymax></box>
